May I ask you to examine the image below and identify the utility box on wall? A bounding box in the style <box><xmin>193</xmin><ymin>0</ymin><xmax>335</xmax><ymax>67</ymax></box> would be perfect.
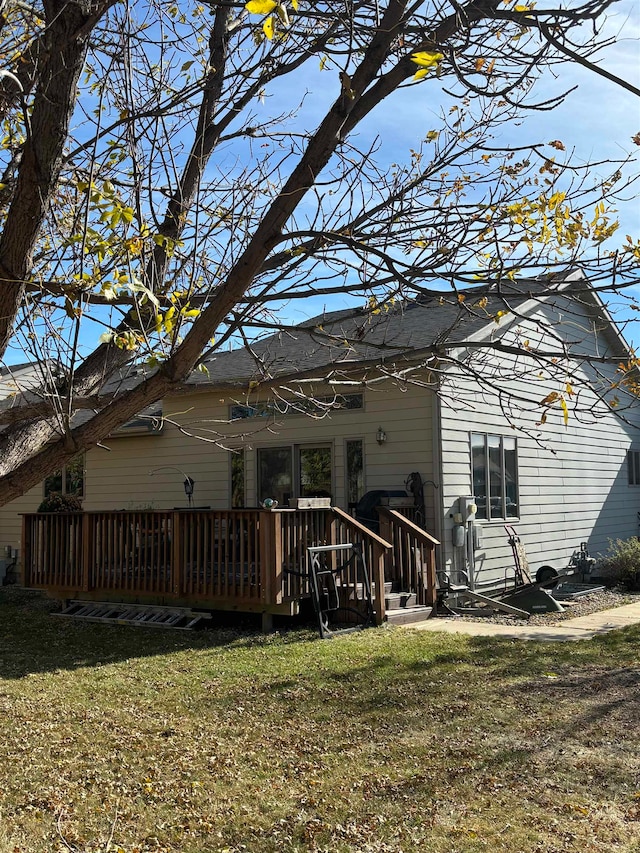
<box><xmin>459</xmin><ymin>496</ymin><xmax>477</xmax><ymax>522</ymax></box>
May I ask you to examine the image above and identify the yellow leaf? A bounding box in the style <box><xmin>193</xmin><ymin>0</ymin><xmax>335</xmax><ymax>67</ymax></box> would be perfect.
<box><xmin>245</xmin><ymin>0</ymin><xmax>276</xmax><ymax>12</ymax></box>
<box><xmin>561</xmin><ymin>397</ymin><xmax>569</xmax><ymax>426</ymax></box>
<box><xmin>565</xmin><ymin>381</ymin><xmax>574</xmax><ymax>397</ymax></box>
<box><xmin>411</xmin><ymin>51</ymin><xmax>444</xmax><ymax>69</ymax></box>
<box><xmin>475</xmin><ymin>57</ymin><xmax>486</xmax><ymax>72</ymax></box>
<box><xmin>262</xmin><ymin>14</ymin><xmax>275</xmax><ymax>39</ymax></box>
<box><xmin>291</xmin><ymin>0</ymin><xmax>298</xmax><ymax>8</ymax></box>
<box><xmin>514</xmin><ymin>4</ymin><xmax>530</xmax><ymax>10</ymax></box>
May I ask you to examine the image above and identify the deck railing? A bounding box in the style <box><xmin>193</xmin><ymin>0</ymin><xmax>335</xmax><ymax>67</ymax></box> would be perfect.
<box><xmin>377</xmin><ymin>507</ymin><xmax>439</xmax><ymax>607</ymax></box>
<box><xmin>21</xmin><ymin>507</ymin><xmax>394</xmax><ymax>620</ymax></box>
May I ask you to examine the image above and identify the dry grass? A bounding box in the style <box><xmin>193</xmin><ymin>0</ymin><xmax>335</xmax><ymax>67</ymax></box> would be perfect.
<box><xmin>0</xmin><ymin>588</ymin><xmax>639</xmax><ymax>853</ymax></box>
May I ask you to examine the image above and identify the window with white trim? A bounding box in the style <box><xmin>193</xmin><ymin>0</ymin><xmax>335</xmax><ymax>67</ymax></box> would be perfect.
<box><xmin>471</xmin><ymin>433</ymin><xmax>518</xmax><ymax>520</ymax></box>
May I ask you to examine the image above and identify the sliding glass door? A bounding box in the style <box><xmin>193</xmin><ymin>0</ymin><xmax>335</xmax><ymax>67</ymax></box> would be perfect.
<box><xmin>258</xmin><ymin>445</ymin><xmax>332</xmax><ymax>506</ymax></box>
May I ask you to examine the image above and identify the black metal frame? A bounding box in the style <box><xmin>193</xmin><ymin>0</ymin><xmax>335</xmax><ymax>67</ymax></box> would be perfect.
<box><xmin>307</xmin><ymin>543</ymin><xmax>375</xmax><ymax>639</ymax></box>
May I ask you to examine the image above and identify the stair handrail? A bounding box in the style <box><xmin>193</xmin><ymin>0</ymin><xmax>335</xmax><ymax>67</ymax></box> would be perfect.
<box><xmin>331</xmin><ymin>506</ymin><xmax>393</xmax><ymax>550</ymax></box>
<box><xmin>377</xmin><ymin>507</ymin><xmax>440</xmax><ymax>608</ymax></box>
<box><xmin>376</xmin><ymin>507</ymin><xmax>440</xmax><ymax>545</ymax></box>
<box><xmin>331</xmin><ymin>506</ymin><xmax>391</xmax><ymax>624</ymax></box>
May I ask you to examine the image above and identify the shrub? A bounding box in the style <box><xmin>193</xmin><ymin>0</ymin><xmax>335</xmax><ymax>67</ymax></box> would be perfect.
<box><xmin>598</xmin><ymin>538</ymin><xmax>640</xmax><ymax>590</ymax></box>
<box><xmin>37</xmin><ymin>492</ymin><xmax>83</xmax><ymax>513</ymax></box>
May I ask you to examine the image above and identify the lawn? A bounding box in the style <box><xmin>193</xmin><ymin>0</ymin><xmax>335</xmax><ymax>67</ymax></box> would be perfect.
<box><xmin>0</xmin><ymin>589</ymin><xmax>639</xmax><ymax>853</ymax></box>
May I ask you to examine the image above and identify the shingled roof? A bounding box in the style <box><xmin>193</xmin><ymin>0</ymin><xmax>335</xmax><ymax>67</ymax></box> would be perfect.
<box><xmin>189</xmin><ymin>277</ymin><xmax>568</xmax><ymax>386</ymax></box>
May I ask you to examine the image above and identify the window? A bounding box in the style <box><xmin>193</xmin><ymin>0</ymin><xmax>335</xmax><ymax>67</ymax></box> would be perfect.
<box><xmin>230</xmin><ymin>449</ymin><xmax>245</xmax><ymax>507</ymax></box>
<box><xmin>230</xmin><ymin>394</ymin><xmax>363</xmax><ymax>421</ymax></box>
<box><xmin>299</xmin><ymin>447</ymin><xmax>332</xmax><ymax>497</ymax></box>
<box><xmin>471</xmin><ymin>433</ymin><xmax>518</xmax><ymax>520</ymax></box>
<box><xmin>257</xmin><ymin>445</ymin><xmax>332</xmax><ymax>505</ymax></box>
<box><xmin>346</xmin><ymin>439</ymin><xmax>364</xmax><ymax>508</ymax></box>
<box><xmin>44</xmin><ymin>454</ymin><xmax>85</xmax><ymax>499</ymax></box>
<box><xmin>628</xmin><ymin>450</ymin><xmax>640</xmax><ymax>485</ymax></box>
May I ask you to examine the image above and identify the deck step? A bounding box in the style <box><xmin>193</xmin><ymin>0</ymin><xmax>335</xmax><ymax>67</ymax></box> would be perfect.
<box><xmin>53</xmin><ymin>600</ymin><xmax>212</xmax><ymax>630</ymax></box>
<box><xmin>385</xmin><ymin>591</ymin><xmax>417</xmax><ymax>609</ymax></box>
<box><xmin>386</xmin><ymin>605</ymin><xmax>434</xmax><ymax>625</ymax></box>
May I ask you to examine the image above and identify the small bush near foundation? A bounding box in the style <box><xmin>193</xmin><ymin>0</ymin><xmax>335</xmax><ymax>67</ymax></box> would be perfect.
<box><xmin>37</xmin><ymin>493</ymin><xmax>83</xmax><ymax>513</ymax></box>
<box><xmin>599</xmin><ymin>537</ymin><xmax>640</xmax><ymax>590</ymax></box>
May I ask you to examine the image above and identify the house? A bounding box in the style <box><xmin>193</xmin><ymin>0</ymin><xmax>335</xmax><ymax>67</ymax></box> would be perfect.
<box><xmin>2</xmin><ymin>270</ymin><xmax>639</xmax><ymax>622</ymax></box>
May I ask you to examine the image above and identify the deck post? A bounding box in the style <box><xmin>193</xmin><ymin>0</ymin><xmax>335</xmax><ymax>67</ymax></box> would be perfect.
<box><xmin>329</xmin><ymin>513</ymin><xmax>339</xmax><ymax>572</ymax></box>
<box><xmin>261</xmin><ymin>510</ymin><xmax>283</xmax><ymax>606</ymax></box>
<box><xmin>272</xmin><ymin>512</ymin><xmax>283</xmax><ymax>604</ymax></box>
<box><xmin>372</xmin><ymin>543</ymin><xmax>386</xmax><ymax>625</ymax></box>
<box><xmin>260</xmin><ymin>510</ymin><xmax>284</xmax><ymax>606</ymax></box>
<box><xmin>259</xmin><ymin>511</ymin><xmax>272</xmax><ymax>604</ymax></box>
<box><xmin>172</xmin><ymin>512</ymin><xmax>182</xmax><ymax>596</ymax></box>
<box><xmin>21</xmin><ymin>515</ymin><xmax>29</xmax><ymax>588</ymax></box>
<box><xmin>81</xmin><ymin>513</ymin><xmax>91</xmax><ymax>592</ymax></box>
<box><xmin>425</xmin><ymin>543</ymin><xmax>437</xmax><ymax>607</ymax></box>
<box><xmin>378</xmin><ymin>511</ymin><xmax>394</xmax><ymax>588</ymax></box>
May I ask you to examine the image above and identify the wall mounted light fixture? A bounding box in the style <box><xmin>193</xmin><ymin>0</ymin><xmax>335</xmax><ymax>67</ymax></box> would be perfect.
<box><xmin>376</xmin><ymin>426</ymin><xmax>387</xmax><ymax>446</ymax></box>
<box><xmin>149</xmin><ymin>466</ymin><xmax>195</xmax><ymax>507</ymax></box>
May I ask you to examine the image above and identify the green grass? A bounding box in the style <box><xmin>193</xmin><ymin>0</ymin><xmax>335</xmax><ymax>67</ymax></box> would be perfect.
<box><xmin>1</xmin><ymin>589</ymin><xmax>639</xmax><ymax>853</ymax></box>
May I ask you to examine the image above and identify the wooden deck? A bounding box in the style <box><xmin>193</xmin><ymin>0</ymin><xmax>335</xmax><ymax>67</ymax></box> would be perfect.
<box><xmin>21</xmin><ymin>506</ymin><xmax>438</xmax><ymax>624</ymax></box>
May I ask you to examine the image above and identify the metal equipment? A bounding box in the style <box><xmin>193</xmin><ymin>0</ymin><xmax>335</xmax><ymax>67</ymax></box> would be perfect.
<box><xmin>307</xmin><ymin>543</ymin><xmax>375</xmax><ymax>639</ymax></box>
<box><xmin>505</xmin><ymin>527</ymin><xmax>603</xmax><ymax>610</ymax></box>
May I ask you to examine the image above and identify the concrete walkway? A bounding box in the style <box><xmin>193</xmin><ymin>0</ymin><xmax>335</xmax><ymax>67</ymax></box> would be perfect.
<box><xmin>405</xmin><ymin>601</ymin><xmax>640</xmax><ymax>641</ymax></box>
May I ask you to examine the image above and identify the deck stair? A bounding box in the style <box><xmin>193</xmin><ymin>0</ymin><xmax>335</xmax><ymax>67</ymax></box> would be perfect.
<box><xmin>385</xmin><ymin>586</ymin><xmax>434</xmax><ymax>625</ymax></box>
<box><xmin>54</xmin><ymin>600</ymin><xmax>212</xmax><ymax>630</ymax></box>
